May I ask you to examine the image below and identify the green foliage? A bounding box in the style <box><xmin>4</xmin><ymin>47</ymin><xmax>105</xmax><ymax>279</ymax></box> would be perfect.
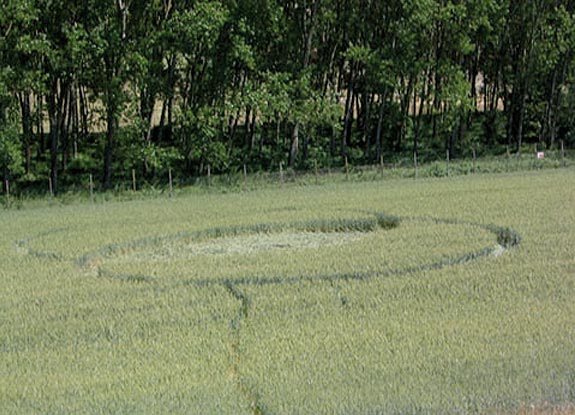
<box><xmin>1</xmin><ymin>0</ymin><xmax>575</xmax><ymax>191</ymax></box>
<box><xmin>176</xmin><ymin>107</ymin><xmax>229</xmax><ymax>172</ymax></box>
<box><xmin>494</xmin><ymin>227</ymin><xmax>521</xmax><ymax>249</ymax></box>
<box><xmin>0</xmin><ymin>116</ymin><xmax>24</xmax><ymax>177</ymax></box>
<box><xmin>165</xmin><ymin>2</ymin><xmax>228</xmax><ymax>56</ymax></box>
<box><xmin>120</xmin><ymin>134</ymin><xmax>183</xmax><ymax>178</ymax></box>
<box><xmin>375</xmin><ymin>213</ymin><xmax>401</xmax><ymax>230</ymax></box>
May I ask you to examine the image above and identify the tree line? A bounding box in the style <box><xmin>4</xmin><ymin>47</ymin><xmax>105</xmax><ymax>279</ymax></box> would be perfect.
<box><xmin>1</xmin><ymin>0</ymin><xmax>574</xmax><ymax>193</ymax></box>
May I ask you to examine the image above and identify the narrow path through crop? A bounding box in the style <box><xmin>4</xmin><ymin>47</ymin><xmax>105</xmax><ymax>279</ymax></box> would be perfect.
<box><xmin>223</xmin><ymin>283</ymin><xmax>269</xmax><ymax>415</ymax></box>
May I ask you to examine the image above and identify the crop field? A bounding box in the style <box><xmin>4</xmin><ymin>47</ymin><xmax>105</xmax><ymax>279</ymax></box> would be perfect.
<box><xmin>1</xmin><ymin>169</ymin><xmax>575</xmax><ymax>414</ymax></box>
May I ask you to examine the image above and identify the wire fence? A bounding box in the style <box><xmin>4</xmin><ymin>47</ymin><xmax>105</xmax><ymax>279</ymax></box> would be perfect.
<box><xmin>2</xmin><ymin>143</ymin><xmax>573</xmax><ymax>208</ymax></box>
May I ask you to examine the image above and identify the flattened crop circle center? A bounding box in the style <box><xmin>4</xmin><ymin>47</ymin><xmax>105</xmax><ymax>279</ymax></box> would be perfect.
<box><xmin>134</xmin><ymin>231</ymin><xmax>368</xmax><ymax>260</ymax></box>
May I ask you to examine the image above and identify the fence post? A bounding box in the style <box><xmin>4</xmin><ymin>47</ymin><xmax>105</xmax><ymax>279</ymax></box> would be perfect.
<box><xmin>345</xmin><ymin>156</ymin><xmax>349</xmax><ymax>180</ymax></box>
<box><xmin>243</xmin><ymin>164</ymin><xmax>247</xmax><ymax>191</ymax></box>
<box><xmin>446</xmin><ymin>149</ymin><xmax>450</xmax><ymax>177</ymax></box>
<box><xmin>168</xmin><ymin>168</ymin><xmax>174</xmax><ymax>197</ymax></box>
<box><xmin>561</xmin><ymin>140</ymin><xmax>566</xmax><ymax>167</ymax></box>
<box><xmin>314</xmin><ymin>159</ymin><xmax>319</xmax><ymax>184</ymax></box>
<box><xmin>4</xmin><ymin>179</ymin><xmax>9</xmax><ymax>206</ymax></box>
<box><xmin>506</xmin><ymin>146</ymin><xmax>510</xmax><ymax>172</ymax></box>
<box><xmin>132</xmin><ymin>169</ymin><xmax>137</xmax><ymax>192</ymax></box>
<box><xmin>414</xmin><ymin>152</ymin><xmax>418</xmax><ymax>179</ymax></box>
<box><xmin>472</xmin><ymin>149</ymin><xmax>476</xmax><ymax>174</ymax></box>
<box><xmin>89</xmin><ymin>174</ymin><xmax>94</xmax><ymax>201</ymax></box>
<box><xmin>48</xmin><ymin>176</ymin><xmax>53</xmax><ymax>197</ymax></box>
<box><xmin>207</xmin><ymin>164</ymin><xmax>211</xmax><ymax>187</ymax></box>
<box><xmin>380</xmin><ymin>155</ymin><xmax>384</xmax><ymax>177</ymax></box>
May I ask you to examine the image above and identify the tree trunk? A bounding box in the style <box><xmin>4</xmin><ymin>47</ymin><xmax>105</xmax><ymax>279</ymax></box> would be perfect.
<box><xmin>249</xmin><ymin>109</ymin><xmax>257</xmax><ymax>151</ymax></box>
<box><xmin>244</xmin><ymin>105</ymin><xmax>252</xmax><ymax>149</ymax></box>
<box><xmin>397</xmin><ymin>74</ymin><xmax>414</xmax><ymax>152</ymax></box>
<box><xmin>18</xmin><ymin>93</ymin><xmax>33</xmax><ymax>175</ymax></box>
<box><xmin>37</xmin><ymin>93</ymin><xmax>45</xmax><ymax>159</ymax></box>
<box><xmin>289</xmin><ymin>0</ymin><xmax>321</xmax><ymax>167</ymax></box>
<box><xmin>59</xmin><ymin>87</ymin><xmax>70</xmax><ymax>171</ymax></box>
<box><xmin>102</xmin><ymin>1</ymin><xmax>128</xmax><ymax>189</ymax></box>
<box><xmin>140</xmin><ymin>86</ymin><xmax>155</xmax><ymax>143</ymax></box>
<box><xmin>375</xmin><ymin>89</ymin><xmax>388</xmax><ymax>160</ymax></box>
<box><xmin>103</xmin><ymin>95</ymin><xmax>117</xmax><ymax>190</ymax></box>
<box><xmin>413</xmin><ymin>71</ymin><xmax>428</xmax><ymax>161</ymax></box>
<box><xmin>302</xmin><ymin>127</ymin><xmax>309</xmax><ymax>164</ymax></box>
<box><xmin>103</xmin><ymin>66</ymin><xmax>120</xmax><ymax>190</ymax></box>
<box><xmin>79</xmin><ymin>86</ymin><xmax>89</xmax><ymax>138</ymax></box>
<box><xmin>70</xmin><ymin>84</ymin><xmax>79</xmax><ymax>159</ymax></box>
<box><xmin>0</xmin><ymin>102</ymin><xmax>7</xmax><ymax>193</ymax></box>
<box><xmin>159</xmin><ymin>54</ymin><xmax>177</xmax><ymax>142</ymax></box>
<box><xmin>303</xmin><ymin>0</ymin><xmax>321</xmax><ymax>68</ymax></box>
<box><xmin>363</xmin><ymin>93</ymin><xmax>372</xmax><ymax>159</ymax></box>
<box><xmin>541</xmin><ymin>63</ymin><xmax>562</xmax><ymax>147</ymax></box>
<box><xmin>289</xmin><ymin>122</ymin><xmax>299</xmax><ymax>167</ymax></box>
<box><xmin>448</xmin><ymin>112</ymin><xmax>460</xmax><ymax>157</ymax></box>
<box><xmin>47</xmin><ymin>83</ymin><xmax>60</xmax><ymax>195</ymax></box>
<box><xmin>342</xmin><ymin>69</ymin><xmax>355</xmax><ymax>157</ymax></box>
<box><xmin>516</xmin><ymin>91</ymin><xmax>526</xmax><ymax>153</ymax></box>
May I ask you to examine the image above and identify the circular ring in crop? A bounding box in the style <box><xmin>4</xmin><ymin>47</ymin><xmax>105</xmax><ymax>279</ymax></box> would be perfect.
<box><xmin>64</xmin><ymin>212</ymin><xmax>519</xmax><ymax>286</ymax></box>
<box><xmin>14</xmin><ymin>212</ymin><xmax>520</xmax><ymax>286</ymax></box>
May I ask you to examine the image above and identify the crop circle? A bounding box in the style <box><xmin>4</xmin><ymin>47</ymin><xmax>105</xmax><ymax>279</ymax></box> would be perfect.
<box><xmin>16</xmin><ymin>211</ymin><xmax>519</xmax><ymax>287</ymax></box>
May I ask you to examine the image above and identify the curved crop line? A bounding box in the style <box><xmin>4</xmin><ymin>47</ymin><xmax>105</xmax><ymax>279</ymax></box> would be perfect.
<box><xmin>95</xmin><ymin>267</ymin><xmax>155</xmax><ymax>284</ymax></box>
<box><xmin>402</xmin><ymin>215</ymin><xmax>521</xmax><ymax>249</ymax></box>
<box><xmin>14</xmin><ymin>228</ymin><xmax>72</xmax><ymax>262</ymax></box>
<box><xmin>182</xmin><ymin>245</ymin><xmax>495</xmax><ymax>288</ymax></box>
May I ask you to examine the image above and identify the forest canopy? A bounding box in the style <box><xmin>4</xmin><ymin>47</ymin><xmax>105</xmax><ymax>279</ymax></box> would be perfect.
<box><xmin>1</xmin><ymin>0</ymin><xmax>574</xmax><ymax>193</ymax></box>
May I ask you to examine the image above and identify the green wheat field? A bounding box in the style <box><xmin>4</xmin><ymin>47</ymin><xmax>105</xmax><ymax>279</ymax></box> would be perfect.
<box><xmin>2</xmin><ymin>169</ymin><xmax>575</xmax><ymax>415</ymax></box>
